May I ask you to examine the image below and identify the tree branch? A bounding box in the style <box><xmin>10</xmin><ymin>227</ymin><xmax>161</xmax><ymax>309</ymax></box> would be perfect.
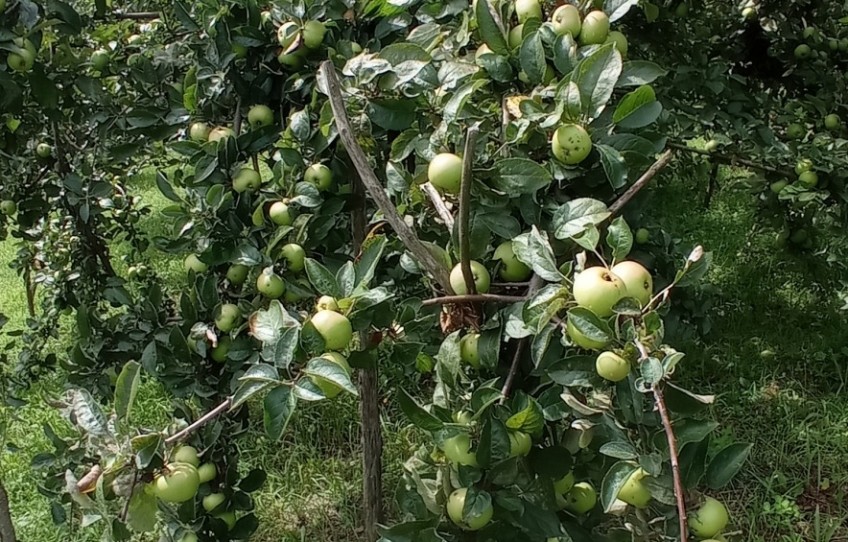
<box><xmin>608</xmin><ymin>149</ymin><xmax>674</xmax><ymax>216</ymax></box>
<box><xmin>421</xmin><ymin>182</ymin><xmax>454</xmax><ymax>229</ymax></box>
<box><xmin>0</xmin><ymin>480</ymin><xmax>17</xmax><ymax>542</ymax></box>
<box><xmin>499</xmin><ymin>274</ymin><xmax>545</xmax><ymax>403</ymax></box>
<box><xmin>667</xmin><ymin>141</ymin><xmax>793</xmax><ymax>177</ymax></box>
<box><xmin>233</xmin><ymin>97</ymin><xmax>244</xmax><ymax>137</ymax></box>
<box><xmin>164</xmin><ymin>398</ymin><xmax>232</xmax><ymax>445</ymax></box>
<box><xmin>113</xmin><ymin>11</ymin><xmax>160</xmax><ymax>20</ymax></box>
<box><xmin>421</xmin><ymin>293</ymin><xmax>527</xmax><ymax>306</ymax></box>
<box><xmin>458</xmin><ymin>124</ymin><xmax>480</xmax><ymax>295</ymax></box>
<box><xmin>319</xmin><ymin>61</ymin><xmax>454</xmax><ymax>292</ymax></box>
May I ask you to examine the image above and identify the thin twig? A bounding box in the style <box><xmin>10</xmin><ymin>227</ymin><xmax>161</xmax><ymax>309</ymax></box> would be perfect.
<box><xmin>233</xmin><ymin>97</ymin><xmax>244</xmax><ymax>137</ymax></box>
<box><xmin>500</xmin><ymin>96</ymin><xmax>510</xmax><ymax>158</ymax></box>
<box><xmin>421</xmin><ymin>293</ymin><xmax>527</xmax><ymax>306</ymax></box>
<box><xmin>666</xmin><ymin>141</ymin><xmax>793</xmax><ymax>177</ymax></box>
<box><xmin>635</xmin><ymin>341</ymin><xmax>688</xmax><ymax>542</ymax></box>
<box><xmin>458</xmin><ymin>125</ymin><xmax>480</xmax><ymax>295</ymax></box>
<box><xmin>164</xmin><ymin>398</ymin><xmax>232</xmax><ymax>445</ymax></box>
<box><xmin>319</xmin><ymin>61</ymin><xmax>454</xmax><ymax>292</ymax></box>
<box><xmin>608</xmin><ymin>149</ymin><xmax>674</xmax><ymax>216</ymax></box>
<box><xmin>421</xmin><ymin>182</ymin><xmax>454</xmax><ymax>228</ymax></box>
<box><xmin>498</xmin><ymin>274</ymin><xmax>545</xmax><ymax>403</ymax></box>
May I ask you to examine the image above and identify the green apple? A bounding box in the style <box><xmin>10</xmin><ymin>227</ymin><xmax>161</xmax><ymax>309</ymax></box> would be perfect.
<box><xmin>278</xmin><ymin>49</ymin><xmax>306</xmax><ymax>69</ymax></box>
<box><xmin>635</xmin><ymin>228</ymin><xmax>650</xmax><ymax>244</ymax></box>
<box><xmin>440</xmin><ymin>433</ymin><xmax>478</xmax><ymax>466</ymax></box>
<box><xmin>475</xmin><ymin>44</ymin><xmax>493</xmax><ymax>62</ymax></box>
<box><xmin>269</xmin><ymin>201</ymin><xmax>292</xmax><ymax>225</ymax></box>
<box><xmin>0</xmin><ymin>200</ymin><xmax>17</xmax><ymax>215</ymax></box>
<box><xmin>446</xmin><ymin>488</ymin><xmax>493</xmax><ymax>531</ymax></box>
<box><xmin>7</xmin><ymin>47</ymin><xmax>34</xmax><ymax>73</ymax></box>
<box><xmin>173</xmin><ymin>446</ymin><xmax>200</xmax><ymax>467</ymax></box>
<box><xmin>825</xmin><ymin>113</ymin><xmax>841</xmax><ymax>131</ymax></box>
<box><xmin>427</xmin><ymin>153</ymin><xmax>463</xmax><ymax>194</ymax></box>
<box><xmin>508</xmin><ymin>431</ymin><xmax>532</xmax><ymax>457</ymax></box>
<box><xmin>596</xmin><ymin>351</ymin><xmax>630</xmax><ymax>381</ymax></box>
<box><xmin>674</xmin><ymin>2</ymin><xmax>689</xmax><ymax>16</ymax></box>
<box><xmin>257</xmin><ymin>270</ymin><xmax>285</xmax><ymax>298</ymax></box>
<box><xmin>564</xmin><ymin>482</ymin><xmax>596</xmax><ymax>514</ymax></box>
<box><xmin>90</xmin><ymin>48</ymin><xmax>110</xmax><ymax>71</ymax></box>
<box><xmin>232</xmin><ymin>168</ymin><xmax>261</xmax><ymax>193</ymax></box>
<box><xmin>280</xmin><ymin>243</ymin><xmax>306</xmax><ymax>272</ymax></box>
<box><xmin>311</xmin><ymin>310</ymin><xmax>353</xmax><ymax>351</ymax></box>
<box><xmin>553</xmin><ymin>471</ymin><xmax>575</xmax><ymax>494</ymax></box>
<box><xmin>688</xmin><ymin>497</ymin><xmax>729</xmax><ymax>539</ymax></box>
<box><xmin>508</xmin><ymin>24</ymin><xmax>524</xmax><ymax>49</ymax></box>
<box><xmin>310</xmin><ymin>352</ymin><xmax>351</xmax><ymax>398</ymax></box>
<box><xmin>459</xmin><ymin>333</ymin><xmax>480</xmax><ymax>369</ymax></box>
<box><xmin>794</xmin><ymin>44</ymin><xmax>811</xmax><ymax>59</ymax></box>
<box><xmin>226</xmin><ymin>264</ymin><xmax>249</xmax><ymax>285</ymax></box>
<box><xmin>189</xmin><ymin>122</ymin><xmax>211</xmax><ymax>142</ymax></box>
<box><xmin>453</xmin><ymin>410</ymin><xmax>473</xmax><ymax>425</ymax></box>
<box><xmin>797</xmin><ymin>171</ymin><xmax>818</xmax><ymax>188</ymax></box>
<box><xmin>215</xmin><ymin>510</ymin><xmax>236</xmax><ymax>529</ymax></box>
<box><xmin>551</xmin><ymin>124</ymin><xmax>592</xmax><ymax>164</ymax></box>
<box><xmin>302</xmin><ymin>20</ymin><xmax>326</xmax><ymax>49</ymax></box>
<box><xmin>304</xmin><ymin>163</ymin><xmax>332</xmax><ymax>190</ymax></box>
<box><xmin>794</xmin><ymin>158</ymin><xmax>813</xmax><ymax>175</ymax></box>
<box><xmin>579</xmin><ymin>11</ymin><xmax>609</xmax><ymax>45</ymax></box>
<box><xmin>449</xmin><ymin>261</ymin><xmax>491</xmax><ymax>295</ymax></box>
<box><xmin>802</xmin><ymin>27</ymin><xmax>817</xmax><ymax>40</ymax></box>
<box><xmin>566</xmin><ymin>317</ymin><xmax>608</xmax><ymax>350</ymax></box>
<box><xmin>617</xmin><ymin>468</ymin><xmax>651</xmax><ymax>508</ymax></box>
<box><xmin>36</xmin><ymin>143</ymin><xmax>52</xmax><ymax>158</ymax></box>
<box><xmin>202</xmin><ymin>492</ymin><xmax>226</xmax><ymax>512</ymax></box>
<box><xmin>208</xmin><ymin>126</ymin><xmax>235</xmax><ymax>142</ymax></box>
<box><xmin>247</xmin><ymin>104</ymin><xmax>274</xmax><ymax>129</ymax></box>
<box><xmin>197</xmin><ymin>463</ymin><xmax>217</xmax><ymax>484</ymax></box>
<box><xmin>611</xmin><ymin>261</ymin><xmax>653</xmax><ymax>306</ymax></box>
<box><xmin>232</xmin><ymin>43</ymin><xmax>248</xmax><ymax>58</ymax></box>
<box><xmin>154</xmin><ymin>463</ymin><xmax>199</xmax><ymax>503</ymax></box>
<box><xmin>705</xmin><ymin>139</ymin><xmax>719</xmax><ymax>152</ymax></box>
<box><xmin>277</xmin><ymin>21</ymin><xmax>300</xmax><ymax>49</ymax></box>
<box><xmin>741</xmin><ymin>7</ymin><xmax>755</xmax><ymax>19</ymax></box>
<box><xmin>179</xmin><ymin>533</ymin><xmax>198</xmax><ymax>542</ymax></box>
<box><xmin>840</xmin><ymin>38</ymin><xmax>848</xmax><ymax>52</ymax></box>
<box><xmin>214</xmin><ymin>303</ymin><xmax>241</xmax><ymax>332</ymax></box>
<box><xmin>211</xmin><ymin>336</ymin><xmax>231</xmax><ymax>363</ymax></box>
<box><xmin>493</xmin><ymin>241</ymin><xmax>531</xmax><ymax>281</ymax></box>
<box><xmin>606</xmin><ymin>31</ymin><xmax>628</xmax><ymax>56</ymax></box>
<box><xmin>515</xmin><ymin>0</ymin><xmax>542</xmax><ymax>23</ymax></box>
<box><xmin>551</xmin><ymin>4</ymin><xmax>581</xmax><ymax>37</ymax></box>
<box><xmin>316</xmin><ymin>295</ymin><xmax>339</xmax><ymax>312</ymax></box>
<box><xmin>572</xmin><ymin>266</ymin><xmax>626</xmax><ymax>317</ymax></box>
<box><xmin>770</xmin><ymin>179</ymin><xmax>788</xmax><ymax>194</ymax></box>
<box><xmin>184</xmin><ymin>254</ymin><xmax>208</xmax><ymax>273</ymax></box>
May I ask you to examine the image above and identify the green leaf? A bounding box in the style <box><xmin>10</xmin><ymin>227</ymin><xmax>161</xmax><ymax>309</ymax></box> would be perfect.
<box><xmin>505</xmin><ymin>401</ymin><xmax>545</xmax><ymax>436</ymax></box>
<box><xmin>354</xmin><ymin>235</ymin><xmax>388</xmax><ymax>292</ymax></box>
<box><xmin>477</xmin><ymin>416</ymin><xmax>511</xmax><ymax>467</ymax></box>
<box><xmin>305</xmin><ymin>258</ymin><xmax>341</xmax><ymax>298</ymax></box>
<box><xmin>174</xmin><ymin>1</ymin><xmax>200</xmax><ymax>31</ymax></box>
<box><xmin>617</xmin><ymin>61</ymin><xmax>667</xmax><ymax>87</ymax></box>
<box><xmin>571</xmin><ymin>43</ymin><xmax>622</xmax><ymax>118</ymax></box>
<box><xmin>596</xmin><ymin>144</ymin><xmax>628</xmax><ymax>189</ymax></box>
<box><xmin>606</xmin><ymin>217</ymin><xmax>633</xmax><ymax>261</ymax></box>
<box><xmin>512</xmin><ymin>226</ymin><xmax>564</xmax><ymax>282</ymax></box>
<box><xmin>518</xmin><ymin>30</ymin><xmax>546</xmax><ymax>84</ymax></box>
<box><xmin>599</xmin><ymin>441</ymin><xmax>638</xmax><ymax>460</ymax></box>
<box><xmin>336</xmin><ymin>261</ymin><xmax>356</xmax><ymax>298</ymax></box>
<box><xmin>553</xmin><ymin>80</ymin><xmax>582</xmax><ymax>123</ymax></box>
<box><xmin>397</xmin><ymin>388</ymin><xmax>444</xmax><ymax>432</ymax></box>
<box><xmin>552</xmin><ymin>34</ymin><xmax>577</xmax><ymax>76</ymax></box>
<box><xmin>705</xmin><ymin>443</ymin><xmax>752</xmax><ymax>489</ymax></box>
<box><xmin>183</xmin><ymin>65</ymin><xmax>197</xmax><ymax>113</ymax></box>
<box><xmin>678</xmin><ymin>437</ymin><xmax>709</xmax><ymax>489</ymax></box>
<box><xmin>131</xmin><ymin>433</ymin><xmax>161</xmax><ymax>469</ymax></box>
<box><xmin>600</xmin><ymin>461</ymin><xmax>639</xmax><ymax>512</ymax></box>
<box><xmin>303</xmin><ymin>357</ymin><xmax>358</xmax><ymax>395</ymax></box>
<box><xmin>605</xmin><ymin>0</ymin><xmax>640</xmax><ymax>22</ymax></box>
<box><xmin>49</xmin><ymin>0</ymin><xmax>82</xmax><ymax>33</ymax></box>
<box><xmin>475</xmin><ymin>0</ymin><xmax>508</xmax><ymax>55</ymax></box>
<box><xmin>66</xmin><ymin>388</ymin><xmax>109</xmax><ymax>439</ymax></box>
<box><xmin>263</xmin><ymin>386</ymin><xmax>296</xmax><ymax>441</ymax></box>
<box><xmin>490</xmin><ymin>158</ymin><xmax>552</xmax><ymax>195</ymax></box>
<box><xmin>232</xmin><ymin>364</ymin><xmax>280</xmax><ymax>408</ymax></box>
<box><xmin>367</xmin><ymin>99</ymin><xmax>416</xmax><ymax>131</ymax></box>
<box><xmin>29</xmin><ymin>68</ymin><xmax>59</xmax><ymax>109</ymax></box>
<box><xmin>155</xmin><ymin>171</ymin><xmax>181</xmax><ymax>202</ymax></box>
<box><xmin>551</xmin><ymin>198</ymin><xmax>611</xmax><ymax>240</ymax></box>
<box><xmin>114</xmin><ymin>361</ymin><xmax>141</xmax><ymax>424</ymax></box>
<box><xmin>566</xmin><ymin>308</ymin><xmax>612</xmax><ymax>346</ymax></box>
<box><xmin>613</xmin><ymin>85</ymin><xmax>662</xmax><ymax>129</ymax></box>
<box><xmin>639</xmin><ymin>357</ymin><xmax>664</xmax><ymax>385</ymax></box>
<box><xmin>126</xmin><ymin>487</ymin><xmax>157</xmax><ymax>532</ymax></box>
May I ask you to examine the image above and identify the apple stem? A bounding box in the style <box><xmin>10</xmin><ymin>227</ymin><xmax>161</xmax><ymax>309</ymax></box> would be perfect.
<box><xmin>458</xmin><ymin>124</ymin><xmax>481</xmax><ymax>296</ymax></box>
<box><xmin>319</xmin><ymin>61</ymin><xmax>455</xmax><ymax>293</ymax></box>
<box><xmin>421</xmin><ymin>182</ymin><xmax>455</xmax><ymax>228</ymax></box>
<box><xmin>666</xmin><ymin>140</ymin><xmax>793</xmax><ymax>178</ymax></box>
<box><xmin>421</xmin><ymin>293</ymin><xmax>528</xmax><ymax>306</ymax></box>
<box><xmin>608</xmin><ymin>149</ymin><xmax>674</xmax><ymax>216</ymax></box>
<box><xmin>164</xmin><ymin>398</ymin><xmax>232</xmax><ymax>445</ymax></box>
<box><xmin>635</xmin><ymin>341</ymin><xmax>689</xmax><ymax>542</ymax></box>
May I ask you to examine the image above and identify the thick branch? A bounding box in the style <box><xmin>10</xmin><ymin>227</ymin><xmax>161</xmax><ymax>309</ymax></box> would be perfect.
<box><xmin>421</xmin><ymin>183</ymin><xmax>454</xmax><ymax>228</ymax></box>
<box><xmin>421</xmin><ymin>293</ymin><xmax>527</xmax><ymax>306</ymax></box>
<box><xmin>458</xmin><ymin>125</ymin><xmax>480</xmax><ymax>295</ymax></box>
<box><xmin>667</xmin><ymin>141</ymin><xmax>793</xmax><ymax>177</ymax></box>
<box><xmin>113</xmin><ymin>11</ymin><xmax>160</xmax><ymax>20</ymax></box>
<box><xmin>608</xmin><ymin>149</ymin><xmax>674</xmax><ymax>216</ymax></box>
<box><xmin>164</xmin><ymin>398</ymin><xmax>232</xmax><ymax>445</ymax></box>
<box><xmin>0</xmin><ymin>480</ymin><xmax>16</xmax><ymax>542</ymax></box>
<box><xmin>499</xmin><ymin>274</ymin><xmax>545</xmax><ymax>403</ymax></box>
<box><xmin>319</xmin><ymin>61</ymin><xmax>453</xmax><ymax>292</ymax></box>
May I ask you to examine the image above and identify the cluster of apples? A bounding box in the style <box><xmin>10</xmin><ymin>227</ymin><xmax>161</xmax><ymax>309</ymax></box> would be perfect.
<box><xmin>5</xmin><ymin>37</ymin><xmax>37</xmax><ymax>73</ymax></box>
<box><xmin>793</xmin><ymin>25</ymin><xmax>848</xmax><ymax>62</ymax></box>
<box><xmin>307</xmin><ymin>295</ymin><xmax>354</xmax><ymax>396</ymax></box>
<box><xmin>276</xmin><ymin>19</ymin><xmax>327</xmax><ymax>69</ymax></box>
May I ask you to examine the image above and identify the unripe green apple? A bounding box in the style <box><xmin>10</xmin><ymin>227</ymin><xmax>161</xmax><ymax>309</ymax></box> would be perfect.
<box><xmin>825</xmin><ymin>113</ymin><xmax>842</xmax><ymax>132</ymax></box>
<box><xmin>566</xmin><ymin>318</ymin><xmax>608</xmax><ymax>350</ymax></box>
<box><xmin>515</xmin><ymin>0</ymin><xmax>542</xmax><ymax>23</ymax></box>
<box><xmin>449</xmin><ymin>261</ymin><xmax>491</xmax><ymax>295</ymax></box>
<box><xmin>508</xmin><ymin>24</ymin><xmax>524</xmax><ymax>49</ymax></box>
<box><xmin>475</xmin><ymin>44</ymin><xmax>493</xmax><ymax>62</ymax></box>
<box><xmin>553</xmin><ymin>471</ymin><xmax>575</xmax><ymax>494</ymax></box>
<box><xmin>207</xmin><ymin>126</ymin><xmax>235</xmax><ymax>142</ymax></box>
<box><xmin>173</xmin><ymin>446</ymin><xmax>200</xmax><ymax>467</ymax></box>
<box><xmin>459</xmin><ymin>333</ymin><xmax>480</xmax><ymax>369</ymax></box>
<box><xmin>674</xmin><ymin>2</ymin><xmax>689</xmax><ymax>16</ymax></box>
<box><xmin>440</xmin><ymin>433</ymin><xmax>478</xmax><ymax>466</ymax></box>
<box><xmin>453</xmin><ymin>410</ymin><xmax>473</xmax><ymax>425</ymax></box>
<box><xmin>232</xmin><ymin>168</ymin><xmax>261</xmax><ymax>193</ymax></box>
<box><xmin>427</xmin><ymin>153</ymin><xmax>463</xmax><ymax>194</ymax></box>
<box><xmin>611</xmin><ymin>261</ymin><xmax>653</xmax><ymax>306</ymax></box>
<box><xmin>268</xmin><ymin>201</ymin><xmax>292</xmax><ymax>225</ymax></box>
<box><xmin>154</xmin><ymin>463</ymin><xmax>200</xmax><ymax>503</ymax></box>
<box><xmin>211</xmin><ymin>336</ymin><xmax>231</xmax><ymax>363</ymax></box>
<box><xmin>794</xmin><ymin>44</ymin><xmax>811</xmax><ymax>59</ymax></box>
<box><xmin>617</xmin><ymin>468</ymin><xmax>651</xmax><ymax>508</ymax></box>
<box><xmin>572</xmin><ymin>266</ymin><xmax>626</xmax><ymax>317</ymax></box>
<box><xmin>688</xmin><ymin>497</ymin><xmax>729</xmax><ymax>539</ymax></box>
<box><xmin>90</xmin><ymin>48</ymin><xmax>110</xmax><ymax>71</ymax></box>
<box><xmin>310</xmin><ymin>352</ymin><xmax>351</xmax><ymax>398</ymax></box>
<box><xmin>184</xmin><ymin>254</ymin><xmax>208</xmax><ymax>273</ymax></box>
<box><xmin>226</xmin><ymin>264</ymin><xmax>249</xmax><ymax>285</ymax></box>
<box><xmin>36</xmin><ymin>143</ymin><xmax>52</xmax><ymax>158</ymax></box>
<box><xmin>189</xmin><ymin>122</ymin><xmax>211</xmax><ymax>142</ymax></box>
<box><xmin>508</xmin><ymin>431</ymin><xmax>532</xmax><ymax>457</ymax></box>
<box><xmin>446</xmin><ymin>488</ymin><xmax>493</xmax><ymax>531</ymax></box>
<box><xmin>316</xmin><ymin>295</ymin><xmax>339</xmax><ymax>312</ymax></box>
<box><xmin>311</xmin><ymin>310</ymin><xmax>353</xmax><ymax>351</ymax></box>
<box><xmin>596</xmin><ymin>351</ymin><xmax>630</xmax><ymax>381</ymax></box>
<box><xmin>7</xmin><ymin>46</ymin><xmax>35</xmax><ymax>73</ymax></box>
<box><xmin>215</xmin><ymin>511</ymin><xmax>236</xmax><ymax>529</ymax></box>
<box><xmin>797</xmin><ymin>171</ymin><xmax>818</xmax><ymax>188</ymax></box>
<box><xmin>304</xmin><ymin>163</ymin><xmax>332</xmax><ymax>190</ymax></box>
<box><xmin>770</xmin><ymin>180</ymin><xmax>788</xmax><ymax>194</ymax></box>
<box><xmin>794</xmin><ymin>158</ymin><xmax>813</xmax><ymax>175</ymax></box>
<box><xmin>280</xmin><ymin>243</ymin><xmax>306</xmax><ymax>272</ymax></box>
<box><xmin>606</xmin><ymin>31</ymin><xmax>628</xmax><ymax>56</ymax></box>
<box><xmin>278</xmin><ymin>49</ymin><xmax>306</xmax><ymax>69</ymax></box>
<box><xmin>493</xmin><ymin>241</ymin><xmax>531</xmax><ymax>281</ymax></box>
<box><xmin>302</xmin><ymin>20</ymin><xmax>326</xmax><ymax>49</ymax></box>
<box><xmin>247</xmin><ymin>104</ymin><xmax>274</xmax><ymax>129</ymax></box>
<box><xmin>202</xmin><ymin>492</ymin><xmax>226</xmax><ymax>512</ymax></box>
<box><xmin>232</xmin><ymin>43</ymin><xmax>248</xmax><ymax>58</ymax></box>
<box><xmin>635</xmin><ymin>228</ymin><xmax>650</xmax><ymax>244</ymax></box>
<box><xmin>741</xmin><ymin>7</ymin><xmax>756</xmax><ymax>19</ymax></box>
<box><xmin>564</xmin><ymin>482</ymin><xmax>596</xmax><ymax>514</ymax></box>
<box><xmin>579</xmin><ymin>11</ymin><xmax>609</xmax><ymax>45</ymax></box>
<box><xmin>551</xmin><ymin>124</ymin><xmax>592</xmax><ymax>164</ymax></box>
<box><xmin>214</xmin><ymin>303</ymin><xmax>241</xmax><ymax>332</ymax></box>
<box><xmin>257</xmin><ymin>270</ymin><xmax>285</xmax><ymax>298</ymax></box>
<box><xmin>179</xmin><ymin>533</ymin><xmax>198</xmax><ymax>542</ymax></box>
<box><xmin>0</xmin><ymin>200</ymin><xmax>17</xmax><ymax>215</ymax></box>
<box><xmin>197</xmin><ymin>463</ymin><xmax>216</xmax><ymax>483</ymax></box>
<box><xmin>551</xmin><ymin>4</ymin><xmax>581</xmax><ymax>37</ymax></box>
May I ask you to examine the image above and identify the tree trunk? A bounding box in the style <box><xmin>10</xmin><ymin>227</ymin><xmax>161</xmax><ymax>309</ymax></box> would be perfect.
<box><xmin>0</xmin><ymin>480</ymin><xmax>18</xmax><ymax>542</ymax></box>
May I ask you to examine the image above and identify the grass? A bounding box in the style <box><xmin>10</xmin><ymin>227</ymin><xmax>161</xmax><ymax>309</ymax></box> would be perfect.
<box><xmin>2</xmin><ymin>162</ymin><xmax>848</xmax><ymax>541</ymax></box>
